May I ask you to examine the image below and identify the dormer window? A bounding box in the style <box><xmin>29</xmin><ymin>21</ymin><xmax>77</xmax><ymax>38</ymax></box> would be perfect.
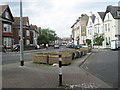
<box><xmin>117</xmin><ymin>11</ymin><xmax>120</xmax><ymax>17</ymax></box>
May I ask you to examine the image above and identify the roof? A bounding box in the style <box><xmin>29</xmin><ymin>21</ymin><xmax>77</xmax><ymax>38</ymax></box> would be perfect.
<box><xmin>90</xmin><ymin>14</ymin><xmax>96</xmax><ymax>23</ymax></box>
<box><xmin>13</xmin><ymin>17</ymin><xmax>29</xmax><ymax>26</ymax></box>
<box><xmin>98</xmin><ymin>12</ymin><xmax>105</xmax><ymax>21</ymax></box>
<box><xmin>30</xmin><ymin>24</ymin><xmax>37</xmax><ymax>30</ymax></box>
<box><xmin>0</xmin><ymin>5</ymin><xmax>8</xmax><ymax>16</ymax></box>
<box><xmin>0</xmin><ymin>5</ymin><xmax>14</xmax><ymax>22</ymax></box>
<box><xmin>106</xmin><ymin>5</ymin><xmax>120</xmax><ymax>19</ymax></box>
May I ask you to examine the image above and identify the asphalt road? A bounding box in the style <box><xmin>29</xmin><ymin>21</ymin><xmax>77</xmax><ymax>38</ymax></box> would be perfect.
<box><xmin>81</xmin><ymin>49</ymin><xmax>119</xmax><ymax>88</ymax></box>
<box><xmin>2</xmin><ymin>46</ymin><xmax>72</xmax><ymax>65</ymax></box>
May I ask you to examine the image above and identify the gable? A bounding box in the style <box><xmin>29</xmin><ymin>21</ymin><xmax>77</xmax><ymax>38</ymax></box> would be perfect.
<box><xmin>104</xmin><ymin>12</ymin><xmax>114</xmax><ymax>22</ymax></box>
<box><xmin>94</xmin><ymin>12</ymin><xmax>103</xmax><ymax>25</ymax></box>
<box><xmin>0</xmin><ymin>5</ymin><xmax>14</xmax><ymax>22</ymax></box>
<box><xmin>87</xmin><ymin>16</ymin><xmax>94</xmax><ymax>27</ymax></box>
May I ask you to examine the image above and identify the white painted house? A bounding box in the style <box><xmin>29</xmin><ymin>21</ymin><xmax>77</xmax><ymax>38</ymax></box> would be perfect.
<box><xmin>71</xmin><ymin>14</ymin><xmax>89</xmax><ymax>45</ymax></box>
<box><xmin>94</xmin><ymin>12</ymin><xmax>105</xmax><ymax>35</ymax></box>
<box><xmin>86</xmin><ymin>14</ymin><xmax>96</xmax><ymax>47</ymax></box>
<box><xmin>71</xmin><ymin>19</ymin><xmax>80</xmax><ymax>45</ymax></box>
<box><xmin>103</xmin><ymin>5</ymin><xmax>120</xmax><ymax>48</ymax></box>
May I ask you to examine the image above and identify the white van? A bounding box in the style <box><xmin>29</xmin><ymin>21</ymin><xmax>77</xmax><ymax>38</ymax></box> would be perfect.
<box><xmin>111</xmin><ymin>40</ymin><xmax>120</xmax><ymax>50</ymax></box>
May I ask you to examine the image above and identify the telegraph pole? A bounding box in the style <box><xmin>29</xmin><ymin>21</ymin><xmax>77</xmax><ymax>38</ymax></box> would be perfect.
<box><xmin>20</xmin><ymin>0</ymin><xmax>24</xmax><ymax>66</ymax></box>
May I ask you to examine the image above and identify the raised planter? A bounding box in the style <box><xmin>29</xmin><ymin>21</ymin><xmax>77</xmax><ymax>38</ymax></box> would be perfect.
<box><xmin>32</xmin><ymin>47</ymin><xmax>90</xmax><ymax>65</ymax></box>
<box><xmin>48</xmin><ymin>54</ymin><xmax>72</xmax><ymax>65</ymax></box>
<box><xmin>32</xmin><ymin>54</ymin><xmax>48</xmax><ymax>64</ymax></box>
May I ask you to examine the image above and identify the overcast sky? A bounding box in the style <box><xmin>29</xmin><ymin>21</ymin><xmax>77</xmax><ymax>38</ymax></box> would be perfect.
<box><xmin>0</xmin><ymin>0</ymin><xmax>119</xmax><ymax>38</ymax></box>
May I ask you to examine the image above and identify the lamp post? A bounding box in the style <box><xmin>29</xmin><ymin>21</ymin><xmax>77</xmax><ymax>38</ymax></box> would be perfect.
<box><xmin>20</xmin><ymin>0</ymin><xmax>24</xmax><ymax>66</ymax></box>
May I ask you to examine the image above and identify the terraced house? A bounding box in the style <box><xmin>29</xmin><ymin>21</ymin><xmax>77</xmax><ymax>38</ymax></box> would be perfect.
<box><xmin>103</xmin><ymin>5</ymin><xmax>120</xmax><ymax>48</ymax></box>
<box><xmin>71</xmin><ymin>14</ymin><xmax>89</xmax><ymax>45</ymax></box>
<box><xmin>12</xmin><ymin>17</ymin><xmax>30</xmax><ymax>46</ymax></box>
<box><xmin>72</xmin><ymin>5</ymin><xmax>120</xmax><ymax>48</ymax></box>
<box><xmin>0</xmin><ymin>5</ymin><xmax>14</xmax><ymax>48</ymax></box>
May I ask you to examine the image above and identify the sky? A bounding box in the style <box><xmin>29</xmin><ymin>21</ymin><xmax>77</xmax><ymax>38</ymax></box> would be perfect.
<box><xmin>0</xmin><ymin>0</ymin><xmax>119</xmax><ymax>38</ymax></box>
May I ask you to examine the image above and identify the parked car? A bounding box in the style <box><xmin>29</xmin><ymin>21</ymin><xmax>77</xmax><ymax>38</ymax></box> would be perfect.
<box><xmin>66</xmin><ymin>43</ymin><xmax>75</xmax><ymax>48</ymax></box>
<box><xmin>54</xmin><ymin>44</ymin><xmax>59</xmax><ymax>49</ymax></box>
<box><xmin>111</xmin><ymin>40</ymin><xmax>120</xmax><ymax>50</ymax></box>
<box><xmin>74</xmin><ymin>45</ymin><xmax>82</xmax><ymax>49</ymax></box>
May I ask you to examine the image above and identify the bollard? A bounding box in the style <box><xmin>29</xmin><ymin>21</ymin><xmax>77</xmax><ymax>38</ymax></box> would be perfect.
<box><xmin>59</xmin><ymin>55</ymin><xmax>62</xmax><ymax>86</ymax></box>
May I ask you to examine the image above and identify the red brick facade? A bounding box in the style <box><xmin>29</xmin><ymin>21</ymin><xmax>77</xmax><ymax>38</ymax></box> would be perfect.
<box><xmin>0</xmin><ymin>5</ymin><xmax>14</xmax><ymax>48</ymax></box>
<box><xmin>13</xmin><ymin>17</ymin><xmax>30</xmax><ymax>46</ymax></box>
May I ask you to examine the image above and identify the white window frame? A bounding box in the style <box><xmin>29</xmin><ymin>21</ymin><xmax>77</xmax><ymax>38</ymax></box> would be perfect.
<box><xmin>3</xmin><ymin>37</ymin><xmax>12</xmax><ymax>47</ymax></box>
<box><xmin>3</xmin><ymin>24</ymin><xmax>12</xmax><ymax>33</ymax></box>
<box><xmin>26</xmin><ymin>30</ymin><xmax>30</xmax><ymax>36</ymax></box>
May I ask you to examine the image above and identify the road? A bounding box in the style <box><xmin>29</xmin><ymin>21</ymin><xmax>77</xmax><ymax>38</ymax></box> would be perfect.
<box><xmin>2</xmin><ymin>46</ymin><xmax>72</xmax><ymax>65</ymax></box>
<box><xmin>81</xmin><ymin>49</ymin><xmax>119</xmax><ymax>88</ymax></box>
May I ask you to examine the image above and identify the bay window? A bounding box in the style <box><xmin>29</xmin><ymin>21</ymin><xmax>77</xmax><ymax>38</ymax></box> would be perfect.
<box><xmin>3</xmin><ymin>37</ymin><xmax>12</xmax><ymax>47</ymax></box>
<box><xmin>3</xmin><ymin>24</ymin><xmax>12</xmax><ymax>33</ymax></box>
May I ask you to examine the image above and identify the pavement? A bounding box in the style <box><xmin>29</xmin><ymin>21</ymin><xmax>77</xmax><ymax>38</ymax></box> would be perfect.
<box><xmin>2</xmin><ymin>51</ymin><xmax>112</xmax><ymax>89</ymax></box>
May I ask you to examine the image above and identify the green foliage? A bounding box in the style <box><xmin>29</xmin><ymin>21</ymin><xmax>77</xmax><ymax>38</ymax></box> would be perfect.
<box><xmin>37</xmin><ymin>28</ymin><xmax>57</xmax><ymax>44</ymax></box>
<box><xmin>94</xmin><ymin>34</ymin><xmax>104</xmax><ymax>46</ymax></box>
<box><xmin>86</xmin><ymin>39</ymin><xmax>91</xmax><ymax>46</ymax></box>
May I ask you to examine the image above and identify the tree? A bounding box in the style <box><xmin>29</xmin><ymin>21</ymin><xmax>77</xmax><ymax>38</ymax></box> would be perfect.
<box><xmin>94</xmin><ymin>34</ymin><xmax>104</xmax><ymax>46</ymax></box>
<box><xmin>37</xmin><ymin>28</ymin><xmax>57</xmax><ymax>45</ymax></box>
<box><xmin>86</xmin><ymin>39</ymin><xmax>91</xmax><ymax>46</ymax></box>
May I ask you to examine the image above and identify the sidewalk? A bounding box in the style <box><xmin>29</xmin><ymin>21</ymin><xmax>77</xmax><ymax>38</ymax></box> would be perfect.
<box><xmin>2</xmin><ymin>53</ymin><xmax>111</xmax><ymax>89</ymax></box>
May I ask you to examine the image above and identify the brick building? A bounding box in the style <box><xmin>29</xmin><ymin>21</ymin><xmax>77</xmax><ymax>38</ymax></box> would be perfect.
<box><xmin>12</xmin><ymin>17</ymin><xmax>30</xmax><ymax>46</ymax></box>
<box><xmin>0</xmin><ymin>5</ymin><xmax>14</xmax><ymax>48</ymax></box>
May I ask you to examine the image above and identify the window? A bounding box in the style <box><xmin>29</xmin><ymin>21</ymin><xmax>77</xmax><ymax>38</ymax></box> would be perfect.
<box><xmin>90</xmin><ymin>22</ymin><xmax>92</xmax><ymax>26</ymax></box>
<box><xmin>108</xmin><ymin>23</ymin><xmax>110</xmax><ymax>31</ymax></box>
<box><xmin>97</xmin><ymin>18</ymin><xmax>99</xmax><ymax>24</ymax></box>
<box><xmin>108</xmin><ymin>14</ymin><xmax>110</xmax><ymax>20</ymax></box>
<box><xmin>89</xmin><ymin>29</ymin><xmax>91</xmax><ymax>35</ymax></box>
<box><xmin>98</xmin><ymin>27</ymin><xmax>99</xmax><ymax>33</ymax></box>
<box><xmin>26</xmin><ymin>40</ymin><xmax>30</xmax><ymax>45</ymax></box>
<box><xmin>3</xmin><ymin>24</ymin><xmax>11</xmax><ymax>33</ymax></box>
<box><xmin>109</xmin><ymin>37</ymin><xmax>110</xmax><ymax>44</ymax></box>
<box><xmin>117</xmin><ymin>11</ymin><xmax>120</xmax><ymax>17</ymax></box>
<box><xmin>26</xmin><ymin>30</ymin><xmax>30</xmax><ymax>36</ymax></box>
<box><xmin>5</xmin><ymin>11</ymin><xmax>9</xmax><ymax>19</ymax></box>
<box><xmin>3</xmin><ymin>37</ymin><xmax>12</xmax><ymax>47</ymax></box>
<box><xmin>105</xmin><ymin>24</ymin><xmax>107</xmax><ymax>31</ymax></box>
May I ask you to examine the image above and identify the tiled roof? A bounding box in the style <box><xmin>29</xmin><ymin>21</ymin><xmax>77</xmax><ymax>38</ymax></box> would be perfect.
<box><xmin>106</xmin><ymin>5</ymin><xmax>120</xmax><ymax>19</ymax></box>
<box><xmin>98</xmin><ymin>12</ymin><xmax>105</xmax><ymax>21</ymax></box>
<box><xmin>0</xmin><ymin>5</ymin><xmax>8</xmax><ymax>16</ymax></box>
<box><xmin>13</xmin><ymin>17</ymin><xmax>29</xmax><ymax>26</ymax></box>
<box><xmin>30</xmin><ymin>24</ymin><xmax>37</xmax><ymax>29</ymax></box>
<box><xmin>90</xmin><ymin>14</ymin><xmax>96</xmax><ymax>23</ymax></box>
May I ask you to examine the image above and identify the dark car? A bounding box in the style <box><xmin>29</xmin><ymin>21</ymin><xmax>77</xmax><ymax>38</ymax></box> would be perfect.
<box><xmin>66</xmin><ymin>43</ymin><xmax>75</xmax><ymax>48</ymax></box>
<box><xmin>74</xmin><ymin>45</ymin><xmax>82</xmax><ymax>49</ymax></box>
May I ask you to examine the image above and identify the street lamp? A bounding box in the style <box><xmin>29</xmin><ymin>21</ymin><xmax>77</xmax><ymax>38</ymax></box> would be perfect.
<box><xmin>20</xmin><ymin>0</ymin><xmax>24</xmax><ymax>66</ymax></box>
